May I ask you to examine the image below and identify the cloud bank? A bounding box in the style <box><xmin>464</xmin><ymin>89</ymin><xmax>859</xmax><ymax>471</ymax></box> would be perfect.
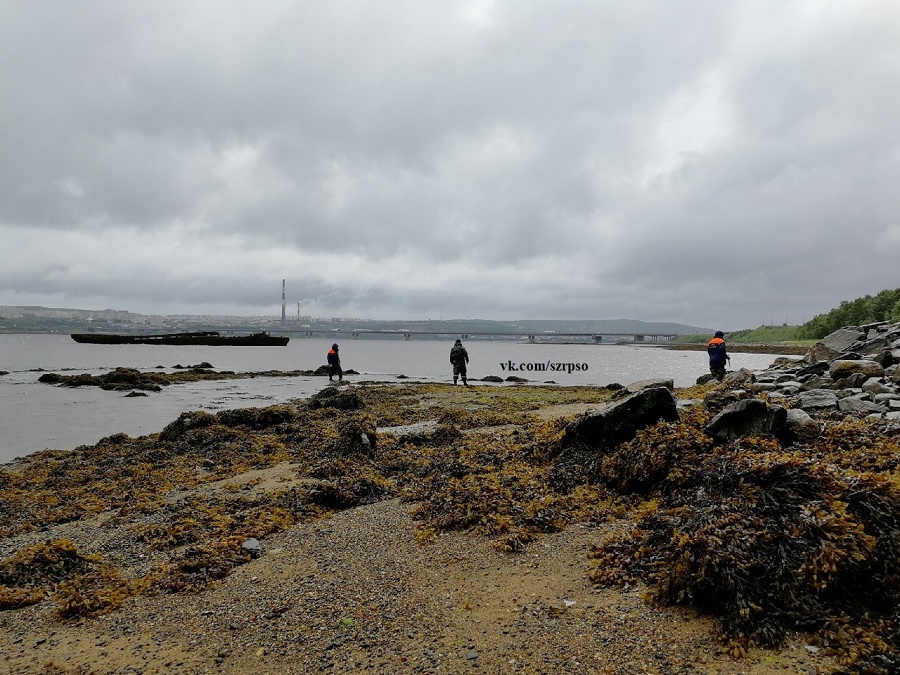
<box><xmin>2</xmin><ymin>1</ymin><xmax>899</xmax><ymax>328</ymax></box>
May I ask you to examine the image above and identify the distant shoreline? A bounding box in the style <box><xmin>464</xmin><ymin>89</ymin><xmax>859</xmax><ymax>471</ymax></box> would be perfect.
<box><xmin>666</xmin><ymin>342</ymin><xmax>809</xmax><ymax>356</ymax></box>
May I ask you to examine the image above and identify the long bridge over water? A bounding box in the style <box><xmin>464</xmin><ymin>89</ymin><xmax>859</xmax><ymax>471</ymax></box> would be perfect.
<box><xmin>282</xmin><ymin>329</ymin><xmax>678</xmax><ymax>343</ymax></box>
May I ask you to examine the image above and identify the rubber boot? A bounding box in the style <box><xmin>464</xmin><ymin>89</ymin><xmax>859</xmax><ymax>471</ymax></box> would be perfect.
<box><xmin>453</xmin><ymin>377</ymin><xmax>458</xmax><ymax>385</ymax></box>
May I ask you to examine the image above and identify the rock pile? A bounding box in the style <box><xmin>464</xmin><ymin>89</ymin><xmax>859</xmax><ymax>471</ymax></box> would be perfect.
<box><xmin>720</xmin><ymin>320</ymin><xmax>900</xmax><ymax>422</ymax></box>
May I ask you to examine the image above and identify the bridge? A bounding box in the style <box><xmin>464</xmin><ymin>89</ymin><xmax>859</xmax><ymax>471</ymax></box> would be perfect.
<box><xmin>284</xmin><ymin>329</ymin><xmax>678</xmax><ymax>343</ymax></box>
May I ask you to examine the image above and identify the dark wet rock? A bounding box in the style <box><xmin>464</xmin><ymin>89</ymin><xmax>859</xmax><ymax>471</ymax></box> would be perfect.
<box><xmin>124</xmin><ymin>391</ymin><xmax>148</xmax><ymax>397</ymax></box>
<box><xmin>505</xmin><ymin>376</ymin><xmax>529</xmax><ymax>383</ymax></box>
<box><xmin>396</xmin><ymin>374</ymin><xmax>409</xmax><ymax>379</ymax></box>
<box><xmin>695</xmin><ymin>373</ymin><xmax>718</xmax><ymax>385</ymax></box>
<box><xmin>834</xmin><ymin>373</ymin><xmax>870</xmax><ymax>389</ymax></box>
<box><xmin>563</xmin><ymin>386</ymin><xmax>678</xmax><ymax>450</ymax></box>
<box><xmin>705</xmin><ymin>399</ymin><xmax>789</xmax><ymax>443</ymax></box>
<box><xmin>702</xmin><ymin>389</ymin><xmax>746</xmax><ymax>413</ymax></box>
<box><xmin>480</xmin><ymin>375</ymin><xmax>503</xmax><ymax>382</ymax></box>
<box><xmin>797</xmin><ymin>361</ymin><xmax>830</xmax><ymax>377</ymax></box>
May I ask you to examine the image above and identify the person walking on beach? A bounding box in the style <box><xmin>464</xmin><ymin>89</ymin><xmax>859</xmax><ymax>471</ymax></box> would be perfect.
<box><xmin>327</xmin><ymin>343</ymin><xmax>343</xmax><ymax>382</ymax></box>
<box><xmin>707</xmin><ymin>331</ymin><xmax>730</xmax><ymax>381</ymax></box>
<box><xmin>450</xmin><ymin>339</ymin><xmax>469</xmax><ymax>386</ymax></box>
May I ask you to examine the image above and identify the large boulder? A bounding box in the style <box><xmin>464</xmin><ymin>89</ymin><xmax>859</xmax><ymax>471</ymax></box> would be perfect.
<box><xmin>704</xmin><ymin>399</ymin><xmax>788</xmax><ymax>443</ymax></box>
<box><xmin>562</xmin><ymin>386</ymin><xmax>678</xmax><ymax>450</ymax></box>
<box><xmin>806</xmin><ymin>328</ymin><xmax>865</xmax><ymax>363</ymax></box>
<box><xmin>829</xmin><ymin>359</ymin><xmax>885</xmax><ymax>381</ymax></box>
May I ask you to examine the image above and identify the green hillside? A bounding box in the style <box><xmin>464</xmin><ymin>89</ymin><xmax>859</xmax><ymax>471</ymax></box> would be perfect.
<box><xmin>798</xmin><ymin>288</ymin><xmax>900</xmax><ymax>339</ymax></box>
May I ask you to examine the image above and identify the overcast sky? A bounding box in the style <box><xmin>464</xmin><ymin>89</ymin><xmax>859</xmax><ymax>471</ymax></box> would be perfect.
<box><xmin>2</xmin><ymin>1</ymin><xmax>899</xmax><ymax>329</ymax></box>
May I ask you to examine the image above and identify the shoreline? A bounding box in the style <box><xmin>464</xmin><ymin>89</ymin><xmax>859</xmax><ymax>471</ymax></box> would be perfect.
<box><xmin>1</xmin><ymin>369</ymin><xmax>896</xmax><ymax>673</ymax></box>
<box><xmin>666</xmin><ymin>342</ymin><xmax>810</xmax><ymax>355</ymax></box>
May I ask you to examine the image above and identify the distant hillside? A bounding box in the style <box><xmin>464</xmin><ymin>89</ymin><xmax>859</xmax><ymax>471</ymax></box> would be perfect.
<box><xmin>0</xmin><ymin>305</ymin><xmax>712</xmax><ymax>337</ymax></box>
<box><xmin>350</xmin><ymin>318</ymin><xmax>713</xmax><ymax>336</ymax></box>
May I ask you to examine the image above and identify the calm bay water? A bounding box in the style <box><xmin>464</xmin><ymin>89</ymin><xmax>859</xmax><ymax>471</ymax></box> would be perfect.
<box><xmin>0</xmin><ymin>334</ymin><xmax>781</xmax><ymax>463</ymax></box>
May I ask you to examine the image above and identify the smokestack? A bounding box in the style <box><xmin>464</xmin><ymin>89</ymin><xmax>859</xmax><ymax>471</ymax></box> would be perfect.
<box><xmin>281</xmin><ymin>279</ymin><xmax>286</xmax><ymax>326</ymax></box>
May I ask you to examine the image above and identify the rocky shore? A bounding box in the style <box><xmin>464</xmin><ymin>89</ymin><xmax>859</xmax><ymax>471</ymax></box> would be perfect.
<box><xmin>3</xmin><ymin>323</ymin><xmax>900</xmax><ymax>674</ymax></box>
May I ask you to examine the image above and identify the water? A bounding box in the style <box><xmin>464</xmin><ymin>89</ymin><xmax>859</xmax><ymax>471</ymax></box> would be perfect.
<box><xmin>0</xmin><ymin>334</ymin><xmax>781</xmax><ymax>463</ymax></box>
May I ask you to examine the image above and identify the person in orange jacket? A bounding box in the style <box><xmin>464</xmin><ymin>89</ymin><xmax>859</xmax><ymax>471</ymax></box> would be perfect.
<box><xmin>327</xmin><ymin>343</ymin><xmax>343</xmax><ymax>382</ymax></box>
<box><xmin>707</xmin><ymin>331</ymin><xmax>730</xmax><ymax>381</ymax></box>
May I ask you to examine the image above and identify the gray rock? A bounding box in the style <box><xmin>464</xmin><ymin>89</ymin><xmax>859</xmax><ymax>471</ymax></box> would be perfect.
<box><xmin>563</xmin><ymin>386</ymin><xmax>678</xmax><ymax>450</ymax></box>
<box><xmin>835</xmin><ymin>373</ymin><xmax>870</xmax><ymax>389</ymax></box>
<box><xmin>807</xmin><ymin>328</ymin><xmax>865</xmax><ymax>363</ymax></box>
<box><xmin>871</xmin><ymin>349</ymin><xmax>894</xmax><ymax>367</ymax></box>
<box><xmin>797</xmin><ymin>389</ymin><xmax>838</xmax><ymax>411</ymax></box>
<box><xmin>705</xmin><ymin>399</ymin><xmax>788</xmax><ymax>443</ymax></box>
<box><xmin>829</xmin><ymin>359</ymin><xmax>885</xmax><ymax>380</ymax></box>
<box><xmin>798</xmin><ymin>361</ymin><xmax>830</xmax><ymax>377</ymax></box>
<box><xmin>623</xmin><ymin>378</ymin><xmax>674</xmax><ymax>394</ymax></box>
<box><xmin>242</xmin><ymin>538</ymin><xmax>262</xmax><ymax>558</ymax></box>
<box><xmin>838</xmin><ymin>397</ymin><xmax>885</xmax><ymax>415</ymax></box>
<box><xmin>862</xmin><ymin>379</ymin><xmax>894</xmax><ymax>395</ymax></box>
<box><xmin>786</xmin><ymin>408</ymin><xmax>821</xmax><ymax>442</ymax></box>
<box><xmin>750</xmin><ymin>383</ymin><xmax>777</xmax><ymax>393</ymax></box>
<box><xmin>723</xmin><ymin>368</ymin><xmax>756</xmax><ymax>386</ymax></box>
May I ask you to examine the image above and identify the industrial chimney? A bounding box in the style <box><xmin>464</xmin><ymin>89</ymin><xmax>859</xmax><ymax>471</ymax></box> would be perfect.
<box><xmin>281</xmin><ymin>279</ymin><xmax>286</xmax><ymax>326</ymax></box>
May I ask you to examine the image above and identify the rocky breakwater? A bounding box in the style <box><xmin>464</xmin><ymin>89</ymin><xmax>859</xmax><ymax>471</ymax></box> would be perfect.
<box><xmin>714</xmin><ymin>320</ymin><xmax>900</xmax><ymax>427</ymax></box>
<box><xmin>555</xmin><ymin>333</ymin><xmax>900</xmax><ymax>671</ymax></box>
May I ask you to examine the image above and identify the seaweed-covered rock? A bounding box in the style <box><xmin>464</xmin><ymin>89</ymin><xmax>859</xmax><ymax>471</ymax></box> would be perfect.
<box><xmin>216</xmin><ymin>405</ymin><xmax>296</xmax><ymax>430</ymax></box>
<box><xmin>158</xmin><ymin>411</ymin><xmax>219</xmax><ymax>442</ymax></box>
<box><xmin>562</xmin><ymin>386</ymin><xmax>678</xmax><ymax>450</ymax></box>
<box><xmin>307</xmin><ymin>387</ymin><xmax>363</xmax><ymax>410</ymax></box>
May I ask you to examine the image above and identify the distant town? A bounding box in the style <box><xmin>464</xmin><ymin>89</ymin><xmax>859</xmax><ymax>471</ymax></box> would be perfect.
<box><xmin>0</xmin><ymin>305</ymin><xmax>713</xmax><ymax>343</ymax></box>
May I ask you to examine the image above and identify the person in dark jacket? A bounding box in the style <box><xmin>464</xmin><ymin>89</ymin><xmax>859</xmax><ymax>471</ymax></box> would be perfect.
<box><xmin>327</xmin><ymin>343</ymin><xmax>342</xmax><ymax>382</ymax></box>
<box><xmin>449</xmin><ymin>339</ymin><xmax>469</xmax><ymax>386</ymax></box>
<box><xmin>707</xmin><ymin>331</ymin><xmax>730</xmax><ymax>381</ymax></box>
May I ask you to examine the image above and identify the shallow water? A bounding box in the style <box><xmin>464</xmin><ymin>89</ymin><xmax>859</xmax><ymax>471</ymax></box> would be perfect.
<box><xmin>0</xmin><ymin>334</ymin><xmax>781</xmax><ymax>462</ymax></box>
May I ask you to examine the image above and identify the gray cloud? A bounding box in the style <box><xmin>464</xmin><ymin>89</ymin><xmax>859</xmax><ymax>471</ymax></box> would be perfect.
<box><xmin>2</xmin><ymin>0</ymin><xmax>899</xmax><ymax>328</ymax></box>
